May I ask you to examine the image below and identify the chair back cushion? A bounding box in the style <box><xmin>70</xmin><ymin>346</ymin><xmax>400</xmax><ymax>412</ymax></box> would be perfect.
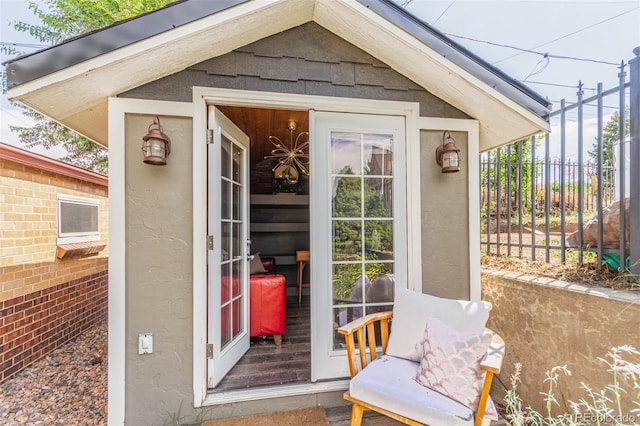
<box><xmin>350</xmin><ymin>355</ymin><xmax>474</xmax><ymax>425</ymax></box>
<box><xmin>386</xmin><ymin>287</ymin><xmax>492</xmax><ymax>362</ymax></box>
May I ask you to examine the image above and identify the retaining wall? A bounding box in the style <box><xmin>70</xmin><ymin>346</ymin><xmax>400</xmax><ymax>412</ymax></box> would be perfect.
<box><xmin>482</xmin><ymin>270</ymin><xmax>640</xmax><ymax>417</ymax></box>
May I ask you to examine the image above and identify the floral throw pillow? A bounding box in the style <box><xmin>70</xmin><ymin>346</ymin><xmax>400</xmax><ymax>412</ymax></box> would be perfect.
<box><xmin>414</xmin><ymin>316</ymin><xmax>498</xmax><ymax>420</ymax></box>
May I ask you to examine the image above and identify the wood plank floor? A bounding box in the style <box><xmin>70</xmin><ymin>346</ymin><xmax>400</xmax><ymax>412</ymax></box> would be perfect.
<box><xmin>211</xmin><ymin>297</ymin><xmax>406</xmax><ymax>424</ymax></box>
<box><xmin>214</xmin><ymin>296</ymin><xmax>311</xmax><ymax>391</ymax></box>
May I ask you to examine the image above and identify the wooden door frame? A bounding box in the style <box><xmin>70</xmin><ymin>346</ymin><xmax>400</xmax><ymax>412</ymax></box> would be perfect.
<box><xmin>192</xmin><ymin>88</ymin><xmax>422</xmax><ymax>406</ymax></box>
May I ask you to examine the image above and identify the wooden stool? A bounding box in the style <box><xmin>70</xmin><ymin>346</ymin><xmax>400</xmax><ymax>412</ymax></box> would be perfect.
<box><xmin>296</xmin><ymin>250</ymin><xmax>310</xmax><ymax>303</ymax></box>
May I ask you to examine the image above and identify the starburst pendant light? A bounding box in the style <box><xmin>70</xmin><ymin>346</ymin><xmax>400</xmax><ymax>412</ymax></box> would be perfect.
<box><xmin>264</xmin><ymin>120</ymin><xmax>310</xmax><ymax>180</ymax></box>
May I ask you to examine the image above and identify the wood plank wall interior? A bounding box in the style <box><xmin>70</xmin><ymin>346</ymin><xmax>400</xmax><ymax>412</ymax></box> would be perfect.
<box><xmin>216</xmin><ymin>106</ymin><xmax>309</xmax><ymax>182</ymax></box>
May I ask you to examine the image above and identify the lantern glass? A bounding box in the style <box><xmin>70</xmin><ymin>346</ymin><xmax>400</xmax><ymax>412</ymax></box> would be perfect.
<box><xmin>142</xmin><ymin>138</ymin><xmax>168</xmax><ymax>165</ymax></box>
<box><xmin>442</xmin><ymin>151</ymin><xmax>459</xmax><ymax>168</ymax></box>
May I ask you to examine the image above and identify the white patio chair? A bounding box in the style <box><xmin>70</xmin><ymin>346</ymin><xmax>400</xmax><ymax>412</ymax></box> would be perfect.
<box><xmin>337</xmin><ymin>288</ymin><xmax>505</xmax><ymax>426</ymax></box>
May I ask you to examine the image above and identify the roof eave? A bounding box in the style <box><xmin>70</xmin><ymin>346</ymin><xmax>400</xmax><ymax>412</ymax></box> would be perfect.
<box><xmin>6</xmin><ymin>0</ymin><xmax>550</xmax><ymax>150</ymax></box>
<box><xmin>7</xmin><ymin>0</ymin><xmax>317</xmax><ymax>146</ymax></box>
<box><xmin>3</xmin><ymin>0</ymin><xmax>248</xmax><ymax>88</ymax></box>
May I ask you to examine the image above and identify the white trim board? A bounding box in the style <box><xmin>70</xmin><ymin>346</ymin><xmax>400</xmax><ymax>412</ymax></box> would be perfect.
<box><xmin>417</xmin><ymin>117</ymin><xmax>481</xmax><ymax>300</ymax></box>
<box><xmin>107</xmin><ymin>97</ymin><xmax>193</xmax><ymax>426</ymax></box>
<box><xmin>204</xmin><ymin>380</ymin><xmax>349</xmax><ymax>406</ymax></box>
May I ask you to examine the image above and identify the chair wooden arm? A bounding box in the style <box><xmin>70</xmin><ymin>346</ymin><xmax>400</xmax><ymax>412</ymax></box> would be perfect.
<box><xmin>481</xmin><ymin>329</ymin><xmax>505</xmax><ymax>374</ymax></box>
<box><xmin>475</xmin><ymin>329</ymin><xmax>505</xmax><ymax>426</ymax></box>
<box><xmin>337</xmin><ymin>311</ymin><xmax>393</xmax><ymax>378</ymax></box>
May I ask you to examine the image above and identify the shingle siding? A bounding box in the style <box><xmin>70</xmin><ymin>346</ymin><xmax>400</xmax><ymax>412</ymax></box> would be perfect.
<box><xmin>120</xmin><ymin>22</ymin><xmax>469</xmax><ymax>120</ymax></box>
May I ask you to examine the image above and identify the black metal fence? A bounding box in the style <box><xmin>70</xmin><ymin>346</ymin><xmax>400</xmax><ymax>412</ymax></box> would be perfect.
<box><xmin>480</xmin><ymin>48</ymin><xmax>640</xmax><ymax>277</ymax></box>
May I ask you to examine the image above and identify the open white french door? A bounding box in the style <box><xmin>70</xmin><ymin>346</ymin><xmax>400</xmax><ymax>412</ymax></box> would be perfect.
<box><xmin>207</xmin><ymin>107</ymin><xmax>251</xmax><ymax>389</ymax></box>
<box><xmin>311</xmin><ymin>111</ymin><xmax>407</xmax><ymax>381</ymax></box>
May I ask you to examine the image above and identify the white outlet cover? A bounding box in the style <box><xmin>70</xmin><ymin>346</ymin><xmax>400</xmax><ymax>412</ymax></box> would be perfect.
<box><xmin>138</xmin><ymin>332</ymin><xmax>153</xmax><ymax>354</ymax></box>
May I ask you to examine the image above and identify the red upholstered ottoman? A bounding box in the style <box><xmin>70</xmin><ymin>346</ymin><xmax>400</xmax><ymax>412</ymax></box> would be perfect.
<box><xmin>250</xmin><ymin>273</ymin><xmax>286</xmax><ymax>346</ymax></box>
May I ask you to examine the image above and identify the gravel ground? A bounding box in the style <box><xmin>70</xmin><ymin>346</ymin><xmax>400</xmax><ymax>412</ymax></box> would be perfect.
<box><xmin>0</xmin><ymin>320</ymin><xmax>108</xmax><ymax>426</ymax></box>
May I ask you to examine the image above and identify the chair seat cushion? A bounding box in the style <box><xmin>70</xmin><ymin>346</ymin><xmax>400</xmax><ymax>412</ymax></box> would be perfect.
<box><xmin>350</xmin><ymin>355</ymin><xmax>474</xmax><ymax>425</ymax></box>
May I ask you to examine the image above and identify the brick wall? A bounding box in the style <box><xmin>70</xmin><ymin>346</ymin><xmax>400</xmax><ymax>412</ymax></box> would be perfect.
<box><xmin>0</xmin><ymin>270</ymin><xmax>108</xmax><ymax>382</ymax></box>
<box><xmin>0</xmin><ymin>145</ymin><xmax>109</xmax><ymax>383</ymax></box>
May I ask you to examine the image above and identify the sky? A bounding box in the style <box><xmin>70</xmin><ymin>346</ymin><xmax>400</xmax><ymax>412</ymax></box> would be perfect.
<box><xmin>1</xmin><ymin>0</ymin><xmax>639</xmax><ymax>160</ymax></box>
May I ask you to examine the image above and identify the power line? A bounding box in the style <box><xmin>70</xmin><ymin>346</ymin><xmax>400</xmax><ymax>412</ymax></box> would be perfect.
<box><xmin>444</xmin><ymin>33</ymin><xmax>620</xmax><ymax>66</ymax></box>
<box><xmin>433</xmin><ymin>1</ymin><xmax>456</xmax><ymax>25</ymax></box>
<box><xmin>523</xmin><ymin>54</ymin><xmax>550</xmax><ymax>81</ymax></box>
<box><xmin>492</xmin><ymin>6</ymin><xmax>639</xmax><ymax>65</ymax></box>
<box><xmin>0</xmin><ymin>41</ymin><xmax>50</xmax><ymax>49</ymax></box>
<box><xmin>524</xmin><ymin>80</ymin><xmax>597</xmax><ymax>91</ymax></box>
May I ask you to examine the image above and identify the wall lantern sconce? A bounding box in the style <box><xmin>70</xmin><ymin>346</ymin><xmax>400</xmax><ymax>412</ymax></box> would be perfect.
<box><xmin>142</xmin><ymin>115</ymin><xmax>171</xmax><ymax>165</ymax></box>
<box><xmin>435</xmin><ymin>130</ymin><xmax>461</xmax><ymax>173</ymax></box>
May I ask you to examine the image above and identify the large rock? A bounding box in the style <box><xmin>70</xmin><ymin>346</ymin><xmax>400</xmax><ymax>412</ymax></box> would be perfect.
<box><xmin>566</xmin><ymin>198</ymin><xmax>629</xmax><ymax>250</ymax></box>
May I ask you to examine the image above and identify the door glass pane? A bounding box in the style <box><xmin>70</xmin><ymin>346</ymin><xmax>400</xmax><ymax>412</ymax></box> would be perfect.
<box><xmin>363</xmin><ymin>135</ymin><xmax>393</xmax><ymax>176</ymax></box>
<box><xmin>332</xmin><ymin>220</ymin><xmax>361</xmax><ymax>261</ymax></box>
<box><xmin>364</xmin><ymin>178</ymin><xmax>392</xmax><ymax>217</ymax></box>
<box><xmin>331</xmin><ymin>131</ymin><xmax>395</xmax><ymax>349</ymax></box>
<box><xmin>221</xmin><ymin>180</ymin><xmax>230</xmax><ymax>221</ymax></box>
<box><xmin>365</xmin><ymin>263</ymin><xmax>394</xmax><ymax>311</ymax></box>
<box><xmin>232</xmin><ymin>297</ymin><xmax>242</xmax><ymax>339</ymax></box>
<box><xmin>365</xmin><ymin>219</ymin><xmax>393</xmax><ymax>255</ymax></box>
<box><xmin>232</xmin><ymin>223</ymin><xmax>241</xmax><ymax>262</ymax></box>
<box><xmin>332</xmin><ymin>263</ymin><xmax>365</xmax><ymax>306</ymax></box>
<box><xmin>332</xmin><ymin>177</ymin><xmax>361</xmax><ymax>217</ymax></box>
<box><xmin>232</xmin><ymin>184</ymin><xmax>241</xmax><ymax>221</ymax></box>
<box><xmin>331</xmin><ymin>132</ymin><xmax>362</xmax><ymax>174</ymax></box>
<box><xmin>221</xmin><ymin>304</ymin><xmax>231</xmax><ymax>348</ymax></box>
<box><xmin>221</xmin><ymin>263</ymin><xmax>231</xmax><ymax>304</ymax></box>
<box><xmin>221</xmin><ymin>137</ymin><xmax>231</xmax><ymax>178</ymax></box>
<box><xmin>219</xmin><ymin>132</ymin><xmax>246</xmax><ymax>352</ymax></box>
<box><xmin>232</xmin><ymin>144</ymin><xmax>241</xmax><ymax>182</ymax></box>
<box><xmin>221</xmin><ymin>222</ymin><xmax>230</xmax><ymax>261</ymax></box>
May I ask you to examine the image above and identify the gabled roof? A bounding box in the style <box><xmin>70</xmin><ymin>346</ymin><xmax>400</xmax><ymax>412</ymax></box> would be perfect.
<box><xmin>4</xmin><ymin>0</ymin><xmax>551</xmax><ymax>151</ymax></box>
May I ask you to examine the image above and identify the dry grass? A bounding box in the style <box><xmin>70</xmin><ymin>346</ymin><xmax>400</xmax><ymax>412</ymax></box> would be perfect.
<box><xmin>481</xmin><ymin>252</ymin><xmax>640</xmax><ymax>290</ymax></box>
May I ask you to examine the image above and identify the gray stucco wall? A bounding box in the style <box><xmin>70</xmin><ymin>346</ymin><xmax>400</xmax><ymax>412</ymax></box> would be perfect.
<box><xmin>420</xmin><ymin>130</ymin><xmax>470</xmax><ymax>299</ymax></box>
<box><xmin>125</xmin><ymin>114</ymin><xmax>194</xmax><ymax>425</ymax></box>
